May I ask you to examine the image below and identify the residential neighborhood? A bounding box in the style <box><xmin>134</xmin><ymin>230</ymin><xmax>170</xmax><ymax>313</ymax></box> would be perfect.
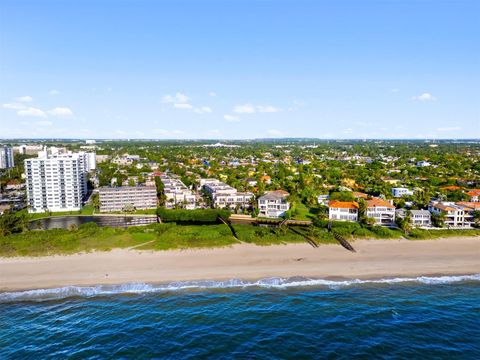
<box><xmin>0</xmin><ymin>139</ymin><xmax>480</xmax><ymax>231</ymax></box>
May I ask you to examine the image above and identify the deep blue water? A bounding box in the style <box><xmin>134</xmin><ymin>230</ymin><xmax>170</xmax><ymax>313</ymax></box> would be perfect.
<box><xmin>1</xmin><ymin>275</ymin><xmax>480</xmax><ymax>359</ymax></box>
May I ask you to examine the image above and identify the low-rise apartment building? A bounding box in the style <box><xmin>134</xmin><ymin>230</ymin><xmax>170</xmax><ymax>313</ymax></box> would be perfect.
<box><xmin>200</xmin><ymin>178</ymin><xmax>253</xmax><ymax>210</ymax></box>
<box><xmin>365</xmin><ymin>198</ymin><xmax>396</xmax><ymax>226</ymax></box>
<box><xmin>160</xmin><ymin>174</ymin><xmax>196</xmax><ymax>210</ymax></box>
<box><xmin>328</xmin><ymin>201</ymin><xmax>359</xmax><ymax>222</ymax></box>
<box><xmin>98</xmin><ymin>186</ymin><xmax>157</xmax><ymax>212</ymax></box>
<box><xmin>258</xmin><ymin>190</ymin><xmax>290</xmax><ymax>218</ymax></box>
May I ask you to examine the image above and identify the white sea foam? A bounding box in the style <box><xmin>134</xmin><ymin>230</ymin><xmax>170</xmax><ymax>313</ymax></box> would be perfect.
<box><xmin>1</xmin><ymin>274</ymin><xmax>479</xmax><ymax>302</ymax></box>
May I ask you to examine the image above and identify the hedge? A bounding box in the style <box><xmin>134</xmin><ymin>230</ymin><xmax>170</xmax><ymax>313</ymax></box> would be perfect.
<box><xmin>157</xmin><ymin>208</ymin><xmax>231</xmax><ymax>224</ymax></box>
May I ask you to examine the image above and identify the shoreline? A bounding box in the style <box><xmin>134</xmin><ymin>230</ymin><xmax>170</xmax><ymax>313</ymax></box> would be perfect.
<box><xmin>1</xmin><ymin>237</ymin><xmax>479</xmax><ymax>292</ymax></box>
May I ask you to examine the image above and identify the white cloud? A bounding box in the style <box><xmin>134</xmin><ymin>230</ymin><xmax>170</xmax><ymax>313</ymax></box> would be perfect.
<box><xmin>224</xmin><ymin>114</ymin><xmax>240</xmax><ymax>122</ymax></box>
<box><xmin>15</xmin><ymin>96</ymin><xmax>33</xmax><ymax>103</ymax></box>
<box><xmin>266</xmin><ymin>129</ymin><xmax>283</xmax><ymax>136</ymax></box>
<box><xmin>233</xmin><ymin>103</ymin><xmax>282</xmax><ymax>114</ymax></box>
<box><xmin>412</xmin><ymin>92</ymin><xmax>436</xmax><ymax>102</ymax></box>
<box><xmin>343</xmin><ymin>128</ymin><xmax>353</xmax><ymax>134</ymax></box>
<box><xmin>162</xmin><ymin>92</ymin><xmax>190</xmax><ymax>104</ymax></box>
<box><xmin>17</xmin><ymin>107</ymin><xmax>47</xmax><ymax>118</ymax></box>
<box><xmin>257</xmin><ymin>105</ymin><xmax>282</xmax><ymax>113</ymax></box>
<box><xmin>437</xmin><ymin>126</ymin><xmax>462</xmax><ymax>132</ymax></box>
<box><xmin>36</xmin><ymin>120</ymin><xmax>53</xmax><ymax>126</ymax></box>
<box><xmin>194</xmin><ymin>106</ymin><xmax>212</xmax><ymax>114</ymax></box>
<box><xmin>233</xmin><ymin>104</ymin><xmax>256</xmax><ymax>114</ymax></box>
<box><xmin>209</xmin><ymin>92</ymin><xmax>217</xmax><ymax>97</ymax></box>
<box><xmin>174</xmin><ymin>103</ymin><xmax>193</xmax><ymax>109</ymax></box>
<box><xmin>48</xmin><ymin>107</ymin><xmax>73</xmax><ymax>116</ymax></box>
<box><xmin>49</xmin><ymin>90</ymin><xmax>60</xmax><ymax>95</ymax></box>
<box><xmin>2</xmin><ymin>103</ymin><xmax>26</xmax><ymax>110</ymax></box>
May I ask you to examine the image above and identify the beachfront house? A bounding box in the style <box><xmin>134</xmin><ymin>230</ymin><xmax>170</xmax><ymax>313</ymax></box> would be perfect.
<box><xmin>258</xmin><ymin>190</ymin><xmax>290</xmax><ymax>218</ymax></box>
<box><xmin>328</xmin><ymin>201</ymin><xmax>359</xmax><ymax>222</ymax></box>
<box><xmin>428</xmin><ymin>201</ymin><xmax>475</xmax><ymax>228</ymax></box>
<box><xmin>365</xmin><ymin>198</ymin><xmax>396</xmax><ymax>226</ymax></box>
<box><xmin>396</xmin><ymin>209</ymin><xmax>431</xmax><ymax>227</ymax></box>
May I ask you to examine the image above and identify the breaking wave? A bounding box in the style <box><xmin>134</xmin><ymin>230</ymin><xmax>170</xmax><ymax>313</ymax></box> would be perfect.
<box><xmin>1</xmin><ymin>274</ymin><xmax>479</xmax><ymax>303</ymax></box>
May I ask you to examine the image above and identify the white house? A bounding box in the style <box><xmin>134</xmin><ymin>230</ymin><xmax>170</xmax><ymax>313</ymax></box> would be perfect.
<box><xmin>258</xmin><ymin>190</ymin><xmax>290</xmax><ymax>218</ymax></box>
<box><xmin>365</xmin><ymin>198</ymin><xmax>396</xmax><ymax>226</ymax></box>
<box><xmin>417</xmin><ymin>160</ymin><xmax>431</xmax><ymax>167</ymax></box>
<box><xmin>396</xmin><ymin>209</ymin><xmax>431</xmax><ymax>227</ymax></box>
<box><xmin>428</xmin><ymin>201</ymin><xmax>475</xmax><ymax>228</ymax></box>
<box><xmin>467</xmin><ymin>189</ymin><xmax>480</xmax><ymax>202</ymax></box>
<box><xmin>328</xmin><ymin>201</ymin><xmax>359</xmax><ymax>222</ymax></box>
<box><xmin>392</xmin><ymin>187</ymin><xmax>414</xmax><ymax>198</ymax></box>
<box><xmin>317</xmin><ymin>194</ymin><xmax>330</xmax><ymax>205</ymax></box>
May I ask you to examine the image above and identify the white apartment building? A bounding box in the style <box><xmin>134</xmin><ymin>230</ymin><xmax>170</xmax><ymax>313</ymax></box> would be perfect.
<box><xmin>258</xmin><ymin>190</ymin><xmax>290</xmax><ymax>218</ymax></box>
<box><xmin>201</xmin><ymin>178</ymin><xmax>253</xmax><ymax>210</ymax></box>
<box><xmin>365</xmin><ymin>198</ymin><xmax>396</xmax><ymax>226</ymax></box>
<box><xmin>328</xmin><ymin>201</ymin><xmax>359</xmax><ymax>222</ymax></box>
<box><xmin>428</xmin><ymin>201</ymin><xmax>474</xmax><ymax>228</ymax></box>
<box><xmin>98</xmin><ymin>186</ymin><xmax>157</xmax><ymax>212</ymax></box>
<box><xmin>25</xmin><ymin>151</ymin><xmax>88</xmax><ymax>213</ymax></box>
<box><xmin>160</xmin><ymin>174</ymin><xmax>196</xmax><ymax>210</ymax></box>
<box><xmin>0</xmin><ymin>147</ymin><xmax>14</xmax><ymax>169</ymax></box>
<box><xmin>392</xmin><ymin>187</ymin><xmax>414</xmax><ymax>198</ymax></box>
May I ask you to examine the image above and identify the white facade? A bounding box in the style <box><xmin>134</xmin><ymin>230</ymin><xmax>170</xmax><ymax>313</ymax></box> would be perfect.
<box><xmin>392</xmin><ymin>187</ymin><xmax>414</xmax><ymax>198</ymax></box>
<box><xmin>328</xmin><ymin>201</ymin><xmax>359</xmax><ymax>222</ymax></box>
<box><xmin>85</xmin><ymin>152</ymin><xmax>96</xmax><ymax>171</ymax></box>
<box><xmin>258</xmin><ymin>191</ymin><xmax>290</xmax><ymax>218</ymax></box>
<box><xmin>25</xmin><ymin>152</ymin><xmax>88</xmax><ymax>213</ymax></box>
<box><xmin>428</xmin><ymin>202</ymin><xmax>474</xmax><ymax>228</ymax></box>
<box><xmin>160</xmin><ymin>174</ymin><xmax>196</xmax><ymax>210</ymax></box>
<box><xmin>410</xmin><ymin>210</ymin><xmax>431</xmax><ymax>227</ymax></box>
<box><xmin>98</xmin><ymin>186</ymin><xmax>157</xmax><ymax>212</ymax></box>
<box><xmin>0</xmin><ymin>147</ymin><xmax>14</xmax><ymax>169</ymax></box>
<box><xmin>417</xmin><ymin>160</ymin><xmax>431</xmax><ymax>167</ymax></box>
<box><xmin>396</xmin><ymin>209</ymin><xmax>431</xmax><ymax>227</ymax></box>
<box><xmin>317</xmin><ymin>194</ymin><xmax>329</xmax><ymax>205</ymax></box>
<box><xmin>365</xmin><ymin>199</ymin><xmax>396</xmax><ymax>226</ymax></box>
<box><xmin>201</xmin><ymin>178</ymin><xmax>253</xmax><ymax>209</ymax></box>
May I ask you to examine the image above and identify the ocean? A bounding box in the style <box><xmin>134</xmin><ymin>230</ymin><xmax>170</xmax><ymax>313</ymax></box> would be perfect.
<box><xmin>1</xmin><ymin>275</ymin><xmax>480</xmax><ymax>359</ymax></box>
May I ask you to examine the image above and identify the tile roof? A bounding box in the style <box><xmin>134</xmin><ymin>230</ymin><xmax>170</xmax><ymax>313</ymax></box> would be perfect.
<box><xmin>366</xmin><ymin>198</ymin><xmax>395</xmax><ymax>209</ymax></box>
<box><xmin>328</xmin><ymin>201</ymin><xmax>359</xmax><ymax>209</ymax></box>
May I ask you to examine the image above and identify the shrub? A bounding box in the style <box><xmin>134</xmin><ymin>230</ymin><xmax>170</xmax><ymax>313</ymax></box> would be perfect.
<box><xmin>157</xmin><ymin>208</ymin><xmax>230</xmax><ymax>224</ymax></box>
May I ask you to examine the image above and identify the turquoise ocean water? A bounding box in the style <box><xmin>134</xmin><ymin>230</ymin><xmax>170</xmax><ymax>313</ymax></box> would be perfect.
<box><xmin>1</xmin><ymin>274</ymin><xmax>480</xmax><ymax>359</ymax></box>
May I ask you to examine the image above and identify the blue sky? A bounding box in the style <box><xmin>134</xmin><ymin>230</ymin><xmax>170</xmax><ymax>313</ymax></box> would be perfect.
<box><xmin>1</xmin><ymin>0</ymin><xmax>479</xmax><ymax>139</ymax></box>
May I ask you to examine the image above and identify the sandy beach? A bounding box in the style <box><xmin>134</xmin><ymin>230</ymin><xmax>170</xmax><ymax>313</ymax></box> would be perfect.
<box><xmin>1</xmin><ymin>237</ymin><xmax>479</xmax><ymax>291</ymax></box>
